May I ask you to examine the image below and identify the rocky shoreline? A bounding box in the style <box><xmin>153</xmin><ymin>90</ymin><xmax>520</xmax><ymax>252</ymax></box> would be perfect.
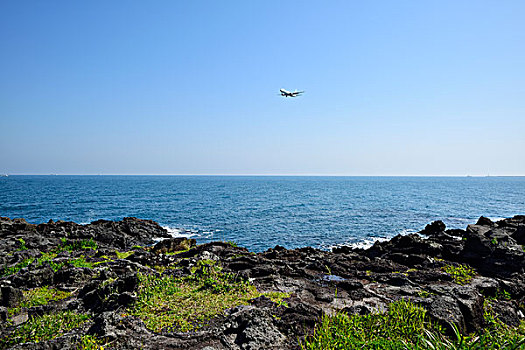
<box><xmin>1</xmin><ymin>215</ymin><xmax>524</xmax><ymax>349</ymax></box>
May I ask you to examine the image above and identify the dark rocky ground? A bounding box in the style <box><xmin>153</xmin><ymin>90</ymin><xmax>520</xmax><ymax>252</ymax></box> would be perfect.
<box><xmin>1</xmin><ymin>215</ymin><xmax>524</xmax><ymax>349</ymax></box>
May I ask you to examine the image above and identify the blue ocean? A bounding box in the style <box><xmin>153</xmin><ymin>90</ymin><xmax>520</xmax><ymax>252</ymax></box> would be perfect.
<box><xmin>1</xmin><ymin>176</ymin><xmax>524</xmax><ymax>251</ymax></box>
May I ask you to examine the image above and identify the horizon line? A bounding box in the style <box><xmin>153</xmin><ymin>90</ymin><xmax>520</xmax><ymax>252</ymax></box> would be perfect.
<box><xmin>2</xmin><ymin>174</ymin><xmax>524</xmax><ymax>177</ymax></box>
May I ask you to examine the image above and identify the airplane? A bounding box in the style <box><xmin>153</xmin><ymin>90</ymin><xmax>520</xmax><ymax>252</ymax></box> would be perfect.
<box><xmin>280</xmin><ymin>88</ymin><xmax>304</xmax><ymax>97</ymax></box>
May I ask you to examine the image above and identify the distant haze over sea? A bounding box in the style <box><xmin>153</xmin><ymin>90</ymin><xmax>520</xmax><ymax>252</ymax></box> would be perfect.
<box><xmin>1</xmin><ymin>176</ymin><xmax>524</xmax><ymax>251</ymax></box>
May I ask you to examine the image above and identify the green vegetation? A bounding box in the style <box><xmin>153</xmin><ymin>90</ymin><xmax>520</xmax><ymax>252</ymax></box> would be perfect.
<box><xmin>417</xmin><ymin>290</ymin><xmax>433</xmax><ymax>299</ymax></box>
<box><xmin>128</xmin><ymin>264</ymin><xmax>259</xmax><ymax>332</ymax></box>
<box><xmin>36</xmin><ymin>251</ymin><xmax>66</xmax><ymax>272</ymax></box>
<box><xmin>1</xmin><ymin>250</ymin><xmax>69</xmax><ymax>277</ymax></box>
<box><xmin>16</xmin><ymin>238</ymin><xmax>28</xmax><ymax>251</ymax></box>
<box><xmin>165</xmin><ymin>249</ymin><xmax>190</xmax><ymax>256</ymax></box>
<box><xmin>78</xmin><ymin>335</ymin><xmax>105</xmax><ymax>350</ymax></box>
<box><xmin>1</xmin><ymin>257</ymin><xmax>34</xmax><ymax>277</ymax></box>
<box><xmin>301</xmin><ymin>299</ymin><xmax>525</xmax><ymax>350</ymax></box>
<box><xmin>115</xmin><ymin>250</ymin><xmax>134</xmax><ymax>259</ymax></box>
<box><xmin>263</xmin><ymin>291</ymin><xmax>291</xmax><ymax>307</ymax></box>
<box><xmin>2</xmin><ymin>238</ymin><xmax>102</xmax><ymax>278</ymax></box>
<box><xmin>0</xmin><ymin>311</ymin><xmax>90</xmax><ymax>349</ymax></box>
<box><xmin>68</xmin><ymin>255</ymin><xmax>94</xmax><ymax>268</ymax></box>
<box><xmin>37</xmin><ymin>251</ymin><xmax>58</xmax><ymax>265</ymax></box>
<box><xmin>301</xmin><ymin>299</ymin><xmax>436</xmax><ymax>349</ymax></box>
<box><xmin>57</xmin><ymin>237</ymin><xmax>98</xmax><ymax>252</ymax></box>
<box><xmin>93</xmin><ymin>255</ymin><xmax>114</xmax><ymax>266</ymax></box>
<box><xmin>9</xmin><ymin>286</ymin><xmax>72</xmax><ymax>315</ymax></box>
<box><xmin>190</xmin><ymin>259</ymin><xmax>216</xmax><ymax>273</ymax></box>
<box><xmin>441</xmin><ymin>264</ymin><xmax>476</xmax><ymax>285</ymax></box>
<box><xmin>495</xmin><ymin>289</ymin><xmax>512</xmax><ymax>301</ymax></box>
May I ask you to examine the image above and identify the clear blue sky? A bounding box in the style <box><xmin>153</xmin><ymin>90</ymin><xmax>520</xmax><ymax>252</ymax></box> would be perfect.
<box><xmin>1</xmin><ymin>1</ymin><xmax>524</xmax><ymax>175</ymax></box>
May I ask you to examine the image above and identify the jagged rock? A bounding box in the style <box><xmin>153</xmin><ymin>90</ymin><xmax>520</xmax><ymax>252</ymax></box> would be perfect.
<box><xmin>452</xmin><ymin>286</ymin><xmax>485</xmax><ymax>333</ymax></box>
<box><xmin>425</xmin><ymin>295</ymin><xmax>465</xmax><ymax>334</ymax></box>
<box><xmin>1</xmin><ymin>215</ymin><xmax>525</xmax><ymax>349</ymax></box>
<box><xmin>492</xmin><ymin>300</ymin><xmax>522</xmax><ymax>327</ymax></box>
<box><xmin>511</xmin><ymin>225</ymin><xmax>525</xmax><ymax>245</ymax></box>
<box><xmin>470</xmin><ymin>277</ymin><xmax>499</xmax><ymax>297</ymax></box>
<box><xmin>476</xmin><ymin>216</ymin><xmax>495</xmax><ymax>226</ymax></box>
<box><xmin>0</xmin><ymin>286</ymin><xmax>22</xmax><ymax>307</ymax></box>
<box><xmin>152</xmin><ymin>237</ymin><xmax>196</xmax><ymax>254</ymax></box>
<box><xmin>226</xmin><ymin>308</ymin><xmax>286</xmax><ymax>350</ymax></box>
<box><xmin>421</xmin><ymin>220</ymin><xmax>447</xmax><ymax>236</ymax></box>
<box><xmin>337</xmin><ymin>280</ymin><xmax>364</xmax><ymax>291</ymax></box>
<box><xmin>0</xmin><ymin>306</ymin><xmax>7</xmax><ymax>322</ymax></box>
<box><xmin>12</xmin><ymin>266</ymin><xmax>55</xmax><ymax>289</ymax></box>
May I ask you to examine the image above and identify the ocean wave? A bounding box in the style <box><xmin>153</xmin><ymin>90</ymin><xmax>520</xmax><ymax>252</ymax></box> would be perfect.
<box><xmin>162</xmin><ymin>226</ymin><xmax>198</xmax><ymax>238</ymax></box>
<box><xmin>347</xmin><ymin>237</ymin><xmax>390</xmax><ymax>250</ymax></box>
<box><xmin>322</xmin><ymin>236</ymin><xmax>390</xmax><ymax>251</ymax></box>
<box><xmin>488</xmin><ymin>217</ymin><xmax>507</xmax><ymax>223</ymax></box>
<box><xmin>322</xmin><ymin>227</ymin><xmax>417</xmax><ymax>251</ymax></box>
<box><xmin>399</xmin><ymin>228</ymin><xmax>418</xmax><ymax>235</ymax></box>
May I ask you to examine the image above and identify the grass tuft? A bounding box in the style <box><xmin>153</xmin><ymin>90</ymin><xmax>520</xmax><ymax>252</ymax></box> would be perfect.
<box><xmin>301</xmin><ymin>299</ymin><xmax>435</xmax><ymax>349</ymax></box>
<box><xmin>67</xmin><ymin>255</ymin><xmax>94</xmax><ymax>268</ymax></box>
<box><xmin>57</xmin><ymin>238</ymin><xmax>98</xmax><ymax>252</ymax></box>
<box><xmin>441</xmin><ymin>264</ymin><xmax>476</xmax><ymax>285</ymax></box>
<box><xmin>1</xmin><ymin>258</ymin><xmax>35</xmax><ymax>277</ymax></box>
<box><xmin>301</xmin><ymin>299</ymin><xmax>525</xmax><ymax>350</ymax></box>
<box><xmin>9</xmin><ymin>286</ymin><xmax>71</xmax><ymax>316</ymax></box>
<box><xmin>0</xmin><ymin>311</ymin><xmax>90</xmax><ymax>348</ymax></box>
<box><xmin>115</xmin><ymin>250</ymin><xmax>134</xmax><ymax>259</ymax></box>
<box><xmin>263</xmin><ymin>291</ymin><xmax>291</xmax><ymax>307</ymax></box>
<box><xmin>16</xmin><ymin>238</ymin><xmax>28</xmax><ymax>251</ymax></box>
<box><xmin>128</xmin><ymin>266</ymin><xmax>259</xmax><ymax>332</ymax></box>
<box><xmin>78</xmin><ymin>334</ymin><xmax>105</xmax><ymax>350</ymax></box>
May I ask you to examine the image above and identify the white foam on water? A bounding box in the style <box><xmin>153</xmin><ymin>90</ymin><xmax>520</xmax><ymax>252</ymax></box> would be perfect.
<box><xmin>348</xmin><ymin>236</ymin><xmax>390</xmax><ymax>250</ymax></box>
<box><xmin>488</xmin><ymin>217</ymin><xmax>507</xmax><ymax>223</ymax></box>
<box><xmin>162</xmin><ymin>226</ymin><xmax>197</xmax><ymax>238</ymax></box>
<box><xmin>324</xmin><ymin>227</ymin><xmax>419</xmax><ymax>251</ymax></box>
<box><xmin>324</xmin><ymin>236</ymin><xmax>390</xmax><ymax>251</ymax></box>
<box><xmin>399</xmin><ymin>228</ymin><xmax>418</xmax><ymax>235</ymax></box>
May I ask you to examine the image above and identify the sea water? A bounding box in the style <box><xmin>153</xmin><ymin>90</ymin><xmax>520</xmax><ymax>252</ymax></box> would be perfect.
<box><xmin>1</xmin><ymin>176</ymin><xmax>524</xmax><ymax>251</ymax></box>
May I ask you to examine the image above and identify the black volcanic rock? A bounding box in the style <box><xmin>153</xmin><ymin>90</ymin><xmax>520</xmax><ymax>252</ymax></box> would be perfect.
<box><xmin>1</xmin><ymin>215</ymin><xmax>524</xmax><ymax>349</ymax></box>
<box><xmin>151</xmin><ymin>237</ymin><xmax>196</xmax><ymax>254</ymax></box>
<box><xmin>0</xmin><ymin>286</ymin><xmax>22</xmax><ymax>308</ymax></box>
<box><xmin>420</xmin><ymin>220</ymin><xmax>446</xmax><ymax>236</ymax></box>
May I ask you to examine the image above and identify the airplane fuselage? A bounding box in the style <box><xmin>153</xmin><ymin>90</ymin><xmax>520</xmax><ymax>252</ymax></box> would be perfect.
<box><xmin>280</xmin><ymin>88</ymin><xmax>303</xmax><ymax>97</ymax></box>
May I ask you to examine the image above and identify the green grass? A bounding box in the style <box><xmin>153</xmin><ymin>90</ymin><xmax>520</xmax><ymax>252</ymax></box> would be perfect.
<box><xmin>16</xmin><ymin>238</ymin><xmax>27</xmax><ymax>251</ymax></box>
<box><xmin>417</xmin><ymin>290</ymin><xmax>434</xmax><ymax>299</ymax></box>
<box><xmin>8</xmin><ymin>286</ymin><xmax>72</xmax><ymax>316</ymax></box>
<box><xmin>1</xmin><ymin>250</ymin><xmax>70</xmax><ymax>277</ymax></box>
<box><xmin>115</xmin><ymin>250</ymin><xmax>134</xmax><ymax>259</ymax></box>
<box><xmin>2</xmin><ymin>241</ymin><xmax>100</xmax><ymax>278</ymax></box>
<box><xmin>0</xmin><ymin>311</ymin><xmax>90</xmax><ymax>349</ymax></box>
<box><xmin>441</xmin><ymin>264</ymin><xmax>476</xmax><ymax>285</ymax></box>
<box><xmin>36</xmin><ymin>251</ymin><xmax>67</xmax><ymax>272</ymax></box>
<box><xmin>56</xmin><ymin>237</ymin><xmax>98</xmax><ymax>252</ymax></box>
<box><xmin>1</xmin><ymin>257</ymin><xmax>35</xmax><ymax>277</ymax></box>
<box><xmin>36</xmin><ymin>251</ymin><xmax>57</xmax><ymax>265</ymax></box>
<box><xmin>301</xmin><ymin>299</ymin><xmax>525</xmax><ymax>350</ymax></box>
<box><xmin>128</xmin><ymin>265</ymin><xmax>260</xmax><ymax>332</ymax></box>
<box><xmin>263</xmin><ymin>291</ymin><xmax>291</xmax><ymax>307</ymax></box>
<box><xmin>68</xmin><ymin>255</ymin><xmax>94</xmax><ymax>268</ymax></box>
<box><xmin>78</xmin><ymin>335</ymin><xmax>105</xmax><ymax>350</ymax></box>
<box><xmin>301</xmin><ymin>299</ymin><xmax>436</xmax><ymax>349</ymax></box>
